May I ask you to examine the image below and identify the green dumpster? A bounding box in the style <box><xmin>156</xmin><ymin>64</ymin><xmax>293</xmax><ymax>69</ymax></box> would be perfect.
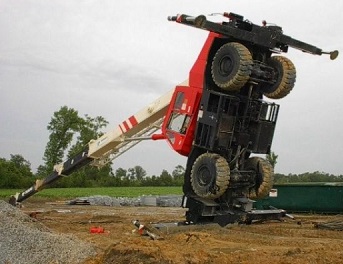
<box><xmin>254</xmin><ymin>182</ymin><xmax>343</xmax><ymax>213</ymax></box>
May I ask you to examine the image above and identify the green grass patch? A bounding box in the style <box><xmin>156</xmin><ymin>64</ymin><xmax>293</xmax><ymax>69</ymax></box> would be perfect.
<box><xmin>0</xmin><ymin>186</ymin><xmax>183</xmax><ymax>200</ymax></box>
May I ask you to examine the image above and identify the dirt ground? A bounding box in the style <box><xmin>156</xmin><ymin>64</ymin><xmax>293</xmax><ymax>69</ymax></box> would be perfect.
<box><xmin>21</xmin><ymin>200</ymin><xmax>343</xmax><ymax>264</ymax></box>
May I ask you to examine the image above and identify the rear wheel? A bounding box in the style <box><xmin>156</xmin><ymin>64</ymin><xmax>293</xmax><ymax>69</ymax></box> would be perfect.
<box><xmin>211</xmin><ymin>42</ymin><xmax>252</xmax><ymax>92</ymax></box>
<box><xmin>190</xmin><ymin>153</ymin><xmax>230</xmax><ymax>199</ymax></box>
<box><xmin>245</xmin><ymin>157</ymin><xmax>274</xmax><ymax>200</ymax></box>
<box><xmin>263</xmin><ymin>56</ymin><xmax>296</xmax><ymax>99</ymax></box>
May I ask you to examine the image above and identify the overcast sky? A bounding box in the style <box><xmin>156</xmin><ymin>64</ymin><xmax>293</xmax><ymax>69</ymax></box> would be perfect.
<box><xmin>0</xmin><ymin>0</ymin><xmax>342</xmax><ymax>177</ymax></box>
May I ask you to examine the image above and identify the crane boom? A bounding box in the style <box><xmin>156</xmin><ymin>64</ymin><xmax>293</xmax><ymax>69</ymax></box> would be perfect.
<box><xmin>9</xmin><ymin>85</ymin><xmax>178</xmax><ymax>205</ymax></box>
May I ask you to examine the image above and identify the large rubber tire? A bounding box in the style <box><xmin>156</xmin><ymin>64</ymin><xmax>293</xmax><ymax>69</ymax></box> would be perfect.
<box><xmin>190</xmin><ymin>153</ymin><xmax>230</xmax><ymax>199</ymax></box>
<box><xmin>245</xmin><ymin>157</ymin><xmax>274</xmax><ymax>200</ymax></box>
<box><xmin>263</xmin><ymin>56</ymin><xmax>296</xmax><ymax>99</ymax></box>
<box><xmin>211</xmin><ymin>42</ymin><xmax>252</xmax><ymax>92</ymax></box>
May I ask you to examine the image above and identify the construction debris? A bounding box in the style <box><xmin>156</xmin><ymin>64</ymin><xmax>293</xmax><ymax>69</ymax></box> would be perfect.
<box><xmin>68</xmin><ymin>195</ymin><xmax>182</xmax><ymax>207</ymax></box>
<box><xmin>90</xmin><ymin>226</ymin><xmax>107</xmax><ymax>234</ymax></box>
<box><xmin>158</xmin><ymin>195</ymin><xmax>183</xmax><ymax>207</ymax></box>
<box><xmin>132</xmin><ymin>220</ymin><xmax>163</xmax><ymax>240</ymax></box>
<box><xmin>314</xmin><ymin>218</ymin><xmax>343</xmax><ymax>231</ymax></box>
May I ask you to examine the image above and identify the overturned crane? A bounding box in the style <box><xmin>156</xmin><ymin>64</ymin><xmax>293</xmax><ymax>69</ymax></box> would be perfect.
<box><xmin>10</xmin><ymin>11</ymin><xmax>338</xmax><ymax>225</ymax></box>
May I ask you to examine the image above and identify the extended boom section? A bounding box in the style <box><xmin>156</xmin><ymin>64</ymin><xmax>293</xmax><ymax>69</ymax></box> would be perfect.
<box><xmin>88</xmin><ymin>88</ymin><xmax>174</xmax><ymax>166</ymax></box>
<box><xmin>9</xmin><ymin>88</ymin><xmax>175</xmax><ymax>205</ymax></box>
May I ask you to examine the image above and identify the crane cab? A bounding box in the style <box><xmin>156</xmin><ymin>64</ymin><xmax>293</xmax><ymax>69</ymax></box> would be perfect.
<box><xmin>161</xmin><ymin>83</ymin><xmax>202</xmax><ymax>156</ymax></box>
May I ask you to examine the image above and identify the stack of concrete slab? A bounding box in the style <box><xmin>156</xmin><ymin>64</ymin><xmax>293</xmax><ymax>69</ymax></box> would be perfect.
<box><xmin>68</xmin><ymin>195</ymin><xmax>183</xmax><ymax>207</ymax></box>
<box><xmin>157</xmin><ymin>195</ymin><xmax>183</xmax><ymax>207</ymax></box>
<box><xmin>68</xmin><ymin>195</ymin><xmax>141</xmax><ymax>206</ymax></box>
<box><xmin>140</xmin><ymin>195</ymin><xmax>157</xmax><ymax>206</ymax></box>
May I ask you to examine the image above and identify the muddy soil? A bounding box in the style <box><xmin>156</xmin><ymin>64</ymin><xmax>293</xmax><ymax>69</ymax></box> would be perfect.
<box><xmin>21</xmin><ymin>201</ymin><xmax>343</xmax><ymax>264</ymax></box>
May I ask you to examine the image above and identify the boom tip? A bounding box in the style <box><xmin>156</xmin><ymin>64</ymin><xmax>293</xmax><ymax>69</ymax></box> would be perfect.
<box><xmin>330</xmin><ymin>50</ymin><xmax>339</xmax><ymax>60</ymax></box>
<box><xmin>8</xmin><ymin>195</ymin><xmax>18</xmax><ymax>206</ymax></box>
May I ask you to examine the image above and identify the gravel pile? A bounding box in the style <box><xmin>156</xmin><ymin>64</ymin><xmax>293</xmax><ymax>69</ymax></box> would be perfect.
<box><xmin>0</xmin><ymin>200</ymin><xmax>96</xmax><ymax>264</ymax></box>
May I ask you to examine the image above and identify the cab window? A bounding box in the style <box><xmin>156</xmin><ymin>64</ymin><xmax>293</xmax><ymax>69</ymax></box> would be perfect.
<box><xmin>167</xmin><ymin>113</ymin><xmax>190</xmax><ymax>135</ymax></box>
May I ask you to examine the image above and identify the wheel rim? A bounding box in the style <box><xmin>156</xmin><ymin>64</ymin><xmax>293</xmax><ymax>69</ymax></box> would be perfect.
<box><xmin>198</xmin><ymin>165</ymin><xmax>213</xmax><ymax>187</ymax></box>
<box><xmin>219</xmin><ymin>56</ymin><xmax>234</xmax><ymax>77</ymax></box>
<box><xmin>263</xmin><ymin>56</ymin><xmax>296</xmax><ymax>99</ymax></box>
<box><xmin>190</xmin><ymin>153</ymin><xmax>230</xmax><ymax>199</ymax></box>
<box><xmin>245</xmin><ymin>157</ymin><xmax>274</xmax><ymax>200</ymax></box>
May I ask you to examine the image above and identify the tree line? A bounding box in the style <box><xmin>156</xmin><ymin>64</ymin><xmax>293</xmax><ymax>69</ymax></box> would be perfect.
<box><xmin>1</xmin><ymin>106</ymin><xmax>342</xmax><ymax>189</ymax></box>
<box><xmin>274</xmin><ymin>172</ymin><xmax>343</xmax><ymax>184</ymax></box>
<box><xmin>1</xmin><ymin>153</ymin><xmax>343</xmax><ymax>189</ymax></box>
<box><xmin>0</xmin><ymin>154</ymin><xmax>185</xmax><ymax>189</ymax></box>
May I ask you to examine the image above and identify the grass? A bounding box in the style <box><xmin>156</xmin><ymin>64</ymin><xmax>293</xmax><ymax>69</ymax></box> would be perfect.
<box><xmin>0</xmin><ymin>186</ymin><xmax>183</xmax><ymax>200</ymax></box>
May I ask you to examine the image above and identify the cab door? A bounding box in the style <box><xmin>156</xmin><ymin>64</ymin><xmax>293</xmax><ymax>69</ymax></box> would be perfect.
<box><xmin>161</xmin><ymin>85</ymin><xmax>202</xmax><ymax>156</ymax></box>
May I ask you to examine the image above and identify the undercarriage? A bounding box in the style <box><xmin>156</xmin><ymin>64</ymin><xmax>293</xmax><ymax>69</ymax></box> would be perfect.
<box><xmin>183</xmin><ymin>195</ymin><xmax>285</xmax><ymax>226</ymax></box>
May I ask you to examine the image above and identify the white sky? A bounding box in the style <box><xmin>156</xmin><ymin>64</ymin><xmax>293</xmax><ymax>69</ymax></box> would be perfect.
<box><xmin>0</xmin><ymin>0</ymin><xmax>342</xmax><ymax>176</ymax></box>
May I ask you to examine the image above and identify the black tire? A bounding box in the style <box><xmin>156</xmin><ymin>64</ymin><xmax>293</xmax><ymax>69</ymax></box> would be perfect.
<box><xmin>190</xmin><ymin>153</ymin><xmax>230</xmax><ymax>199</ymax></box>
<box><xmin>211</xmin><ymin>42</ymin><xmax>252</xmax><ymax>92</ymax></box>
<box><xmin>245</xmin><ymin>157</ymin><xmax>274</xmax><ymax>200</ymax></box>
<box><xmin>263</xmin><ymin>56</ymin><xmax>296</xmax><ymax>99</ymax></box>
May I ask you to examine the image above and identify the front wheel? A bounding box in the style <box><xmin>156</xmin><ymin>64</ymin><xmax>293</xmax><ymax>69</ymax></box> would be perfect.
<box><xmin>211</xmin><ymin>42</ymin><xmax>252</xmax><ymax>92</ymax></box>
<box><xmin>190</xmin><ymin>153</ymin><xmax>230</xmax><ymax>199</ymax></box>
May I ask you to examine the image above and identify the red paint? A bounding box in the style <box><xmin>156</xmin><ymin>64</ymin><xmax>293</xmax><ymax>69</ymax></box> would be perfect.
<box><xmin>122</xmin><ymin>121</ymin><xmax>130</xmax><ymax>131</ymax></box>
<box><xmin>129</xmin><ymin>115</ymin><xmax>138</xmax><ymax>127</ymax></box>
<box><xmin>189</xmin><ymin>32</ymin><xmax>220</xmax><ymax>88</ymax></box>
<box><xmin>161</xmin><ymin>32</ymin><xmax>220</xmax><ymax>156</ymax></box>
<box><xmin>161</xmin><ymin>85</ymin><xmax>202</xmax><ymax>156</ymax></box>
<box><xmin>151</xmin><ymin>134</ymin><xmax>166</xmax><ymax>140</ymax></box>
